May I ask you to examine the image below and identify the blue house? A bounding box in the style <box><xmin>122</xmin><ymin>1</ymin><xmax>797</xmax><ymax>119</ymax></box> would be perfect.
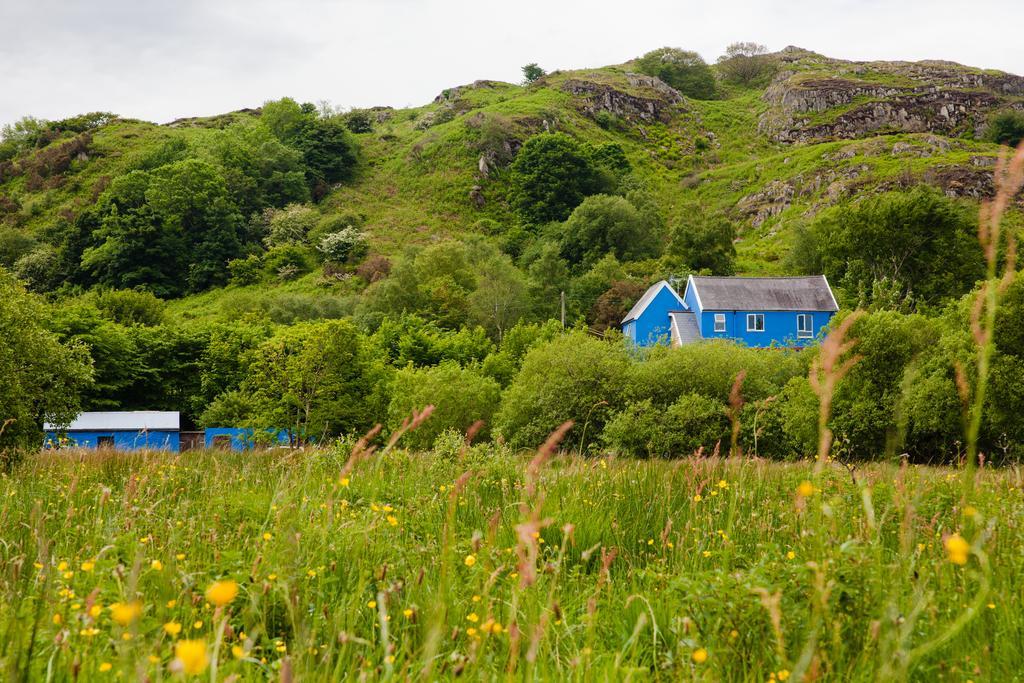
<box><xmin>623</xmin><ymin>275</ymin><xmax>838</xmax><ymax>348</ymax></box>
<box><xmin>44</xmin><ymin>411</ymin><xmax>181</xmax><ymax>451</ymax></box>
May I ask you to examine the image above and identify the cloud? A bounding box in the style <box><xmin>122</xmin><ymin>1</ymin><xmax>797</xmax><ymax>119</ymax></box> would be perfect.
<box><xmin>1</xmin><ymin>0</ymin><xmax>1022</xmax><ymax>126</ymax></box>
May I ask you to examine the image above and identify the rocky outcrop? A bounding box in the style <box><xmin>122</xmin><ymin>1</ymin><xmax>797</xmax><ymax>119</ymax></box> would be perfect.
<box><xmin>434</xmin><ymin>80</ymin><xmax>508</xmax><ymax>104</ymax></box>
<box><xmin>560</xmin><ymin>75</ymin><xmax>683</xmax><ymax>123</ymax></box>
<box><xmin>757</xmin><ymin>50</ymin><xmax>1024</xmax><ymax>144</ymax></box>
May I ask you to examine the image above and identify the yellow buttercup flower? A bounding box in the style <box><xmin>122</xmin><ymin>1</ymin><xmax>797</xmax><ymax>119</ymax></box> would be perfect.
<box><xmin>797</xmin><ymin>481</ymin><xmax>814</xmax><ymax>497</ymax></box>
<box><xmin>692</xmin><ymin>648</ymin><xmax>708</xmax><ymax>663</ymax></box>
<box><xmin>174</xmin><ymin>639</ymin><xmax>209</xmax><ymax>675</ymax></box>
<box><xmin>81</xmin><ymin>561</ymin><xmax>95</xmax><ymax>572</ymax></box>
<box><xmin>110</xmin><ymin>601</ymin><xmax>142</xmax><ymax>626</ymax></box>
<box><xmin>945</xmin><ymin>534</ymin><xmax>970</xmax><ymax>565</ymax></box>
<box><xmin>164</xmin><ymin>621</ymin><xmax>182</xmax><ymax>636</ymax></box>
<box><xmin>205</xmin><ymin>579</ymin><xmax>239</xmax><ymax>607</ymax></box>
<box><xmin>464</xmin><ymin>554</ymin><xmax>476</xmax><ymax>567</ymax></box>
<box><xmin>99</xmin><ymin>662</ymin><xmax>112</xmax><ymax>672</ymax></box>
<box><xmin>151</xmin><ymin>559</ymin><xmax>163</xmax><ymax>571</ymax></box>
<box><xmin>232</xmin><ymin>645</ymin><xmax>245</xmax><ymax>659</ymax></box>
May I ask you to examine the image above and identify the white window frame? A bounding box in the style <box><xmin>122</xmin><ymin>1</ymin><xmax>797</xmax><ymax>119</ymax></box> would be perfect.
<box><xmin>797</xmin><ymin>313</ymin><xmax>813</xmax><ymax>338</ymax></box>
<box><xmin>713</xmin><ymin>313</ymin><xmax>726</xmax><ymax>333</ymax></box>
<box><xmin>746</xmin><ymin>313</ymin><xmax>765</xmax><ymax>332</ymax></box>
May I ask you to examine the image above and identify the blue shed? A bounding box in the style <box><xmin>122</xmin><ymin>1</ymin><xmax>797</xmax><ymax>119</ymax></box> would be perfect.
<box><xmin>44</xmin><ymin>411</ymin><xmax>180</xmax><ymax>451</ymax></box>
<box><xmin>623</xmin><ymin>275</ymin><xmax>838</xmax><ymax>348</ymax></box>
<box><xmin>204</xmin><ymin>427</ymin><xmax>291</xmax><ymax>451</ymax></box>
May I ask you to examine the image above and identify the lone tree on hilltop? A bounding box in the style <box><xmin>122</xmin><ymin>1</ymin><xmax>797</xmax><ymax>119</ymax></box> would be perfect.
<box><xmin>717</xmin><ymin>42</ymin><xmax>774</xmax><ymax>86</ymax></box>
<box><xmin>521</xmin><ymin>63</ymin><xmax>546</xmax><ymax>84</ymax></box>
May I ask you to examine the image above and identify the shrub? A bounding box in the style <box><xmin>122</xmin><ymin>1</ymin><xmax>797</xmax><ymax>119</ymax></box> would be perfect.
<box><xmin>228</xmin><ymin>255</ymin><xmax>264</xmax><ymax>286</ymax></box>
<box><xmin>494</xmin><ymin>332</ymin><xmax>631</xmax><ymax>451</ymax></box>
<box><xmin>263</xmin><ymin>203</ymin><xmax>319</xmax><ymax>247</ymax></box>
<box><xmin>667</xmin><ymin>208</ymin><xmax>737</xmax><ymax>275</ymax></box>
<box><xmin>716</xmin><ymin>42</ymin><xmax>775</xmax><ymax>86</ymax></box>
<box><xmin>521</xmin><ymin>63</ymin><xmax>546</xmax><ymax>84</ymax></box>
<box><xmin>387</xmin><ymin>361</ymin><xmax>501</xmax><ymax>449</ymax></box>
<box><xmin>560</xmin><ymin>194</ymin><xmax>661</xmax><ymax>270</ymax></box>
<box><xmin>635</xmin><ymin>47</ymin><xmax>716</xmax><ymax>99</ymax></box>
<box><xmin>262</xmin><ymin>245</ymin><xmax>314</xmax><ymax>280</ymax></box>
<box><xmin>603</xmin><ymin>394</ymin><xmax>729</xmax><ymax>457</ymax></box>
<box><xmin>318</xmin><ymin>227</ymin><xmax>369</xmax><ymax>264</ymax></box>
<box><xmin>91</xmin><ymin>289</ymin><xmax>165</xmax><ymax>326</ymax></box>
<box><xmin>509</xmin><ymin>133</ymin><xmax>606</xmax><ymax>225</ymax></box>
<box><xmin>985</xmin><ymin>109</ymin><xmax>1024</xmax><ymax>148</ymax></box>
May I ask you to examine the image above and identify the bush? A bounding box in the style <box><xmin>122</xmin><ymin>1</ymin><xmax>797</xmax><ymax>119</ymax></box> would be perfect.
<box><xmin>559</xmin><ymin>194</ymin><xmax>661</xmax><ymax>270</ymax></box>
<box><xmin>387</xmin><ymin>361</ymin><xmax>502</xmax><ymax>449</ymax></box>
<box><xmin>635</xmin><ymin>47</ymin><xmax>716</xmax><ymax>99</ymax></box>
<box><xmin>228</xmin><ymin>255</ymin><xmax>264</xmax><ymax>286</ymax></box>
<box><xmin>603</xmin><ymin>394</ymin><xmax>730</xmax><ymax>457</ymax></box>
<box><xmin>985</xmin><ymin>109</ymin><xmax>1024</xmax><ymax>148</ymax></box>
<box><xmin>667</xmin><ymin>208</ymin><xmax>737</xmax><ymax>275</ymax></box>
<box><xmin>716</xmin><ymin>42</ymin><xmax>775</xmax><ymax>86</ymax></box>
<box><xmin>494</xmin><ymin>332</ymin><xmax>631</xmax><ymax>451</ymax></box>
<box><xmin>509</xmin><ymin>133</ymin><xmax>606</xmax><ymax>225</ymax></box>
<box><xmin>91</xmin><ymin>289</ymin><xmax>165</xmax><ymax>326</ymax></box>
<box><xmin>318</xmin><ymin>227</ymin><xmax>368</xmax><ymax>264</ymax></box>
<box><xmin>263</xmin><ymin>203</ymin><xmax>319</xmax><ymax>247</ymax></box>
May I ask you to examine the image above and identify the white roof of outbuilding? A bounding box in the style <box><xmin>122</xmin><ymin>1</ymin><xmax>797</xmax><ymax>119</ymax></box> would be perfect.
<box><xmin>621</xmin><ymin>280</ymin><xmax>685</xmax><ymax>324</ymax></box>
<box><xmin>44</xmin><ymin>411</ymin><xmax>180</xmax><ymax>432</ymax></box>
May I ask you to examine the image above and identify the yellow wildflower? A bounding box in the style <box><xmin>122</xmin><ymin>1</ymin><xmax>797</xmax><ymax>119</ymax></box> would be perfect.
<box><xmin>81</xmin><ymin>561</ymin><xmax>95</xmax><ymax>572</ymax></box>
<box><xmin>110</xmin><ymin>601</ymin><xmax>142</xmax><ymax>626</ymax></box>
<box><xmin>786</xmin><ymin>551</ymin><xmax>796</xmax><ymax>560</ymax></box>
<box><xmin>797</xmin><ymin>481</ymin><xmax>814</xmax><ymax>497</ymax></box>
<box><xmin>151</xmin><ymin>559</ymin><xmax>163</xmax><ymax>571</ymax></box>
<box><xmin>99</xmin><ymin>662</ymin><xmax>112</xmax><ymax>672</ymax></box>
<box><xmin>232</xmin><ymin>645</ymin><xmax>245</xmax><ymax>659</ymax></box>
<box><xmin>164</xmin><ymin>622</ymin><xmax>182</xmax><ymax>636</ymax></box>
<box><xmin>387</xmin><ymin>515</ymin><xmax>398</xmax><ymax>526</ymax></box>
<box><xmin>464</xmin><ymin>554</ymin><xmax>476</xmax><ymax>567</ymax></box>
<box><xmin>205</xmin><ymin>579</ymin><xmax>239</xmax><ymax>607</ymax></box>
<box><xmin>692</xmin><ymin>648</ymin><xmax>708</xmax><ymax>663</ymax></box>
<box><xmin>466</xmin><ymin>612</ymin><xmax>479</xmax><ymax>623</ymax></box>
<box><xmin>778</xmin><ymin>670</ymin><xmax>791</xmax><ymax>681</ymax></box>
<box><xmin>944</xmin><ymin>534</ymin><xmax>970</xmax><ymax>565</ymax></box>
<box><xmin>174</xmin><ymin>639</ymin><xmax>208</xmax><ymax>675</ymax></box>
<box><xmin>89</xmin><ymin>603</ymin><xmax>103</xmax><ymax>618</ymax></box>
<box><xmin>367</xmin><ymin>600</ymin><xmax>377</xmax><ymax>609</ymax></box>
<box><xmin>403</xmin><ymin>608</ymin><xmax>414</xmax><ymax>618</ymax></box>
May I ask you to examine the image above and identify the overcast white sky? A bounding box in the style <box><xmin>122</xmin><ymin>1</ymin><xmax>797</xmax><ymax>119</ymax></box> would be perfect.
<box><xmin>2</xmin><ymin>0</ymin><xmax>1022</xmax><ymax>127</ymax></box>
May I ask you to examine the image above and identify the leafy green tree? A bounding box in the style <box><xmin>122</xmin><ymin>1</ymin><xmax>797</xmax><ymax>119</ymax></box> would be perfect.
<box><xmin>716</xmin><ymin>42</ymin><xmax>775</xmax><ymax>86</ymax></box>
<box><xmin>369</xmin><ymin>315</ymin><xmax>494</xmax><ymax>368</ymax></box>
<box><xmin>494</xmin><ymin>331</ymin><xmax>630</xmax><ymax>450</ymax></box>
<box><xmin>1</xmin><ymin>270</ymin><xmax>92</xmax><ymax>453</ymax></box>
<box><xmin>241</xmin><ymin>320</ymin><xmax>389</xmax><ymax>441</ymax></box>
<box><xmin>521</xmin><ymin>63</ymin><xmax>546</xmax><ymax>84</ymax></box>
<box><xmin>468</xmin><ymin>253</ymin><xmax>532</xmax><ymax>340</ymax></box>
<box><xmin>318</xmin><ymin>227</ymin><xmax>369</xmax><ymax>263</ymax></box>
<box><xmin>509</xmin><ymin>133</ymin><xmax>606</xmax><ymax>224</ymax></box>
<box><xmin>263</xmin><ymin>203</ymin><xmax>319</xmax><ymax>247</ymax></box>
<box><xmin>387</xmin><ymin>361</ymin><xmax>501</xmax><ymax>448</ymax></box>
<box><xmin>261</xmin><ymin>97</ymin><xmax>358</xmax><ymax>196</ymax></box>
<box><xmin>986</xmin><ymin>110</ymin><xmax>1024</xmax><ymax>147</ymax></box>
<box><xmin>635</xmin><ymin>47</ymin><xmax>716</xmax><ymax>99</ymax></box>
<box><xmin>667</xmin><ymin>208</ymin><xmax>737</xmax><ymax>275</ymax></box>
<box><xmin>798</xmin><ymin>188</ymin><xmax>984</xmax><ymax>309</ymax></box>
<box><xmin>559</xmin><ymin>194</ymin><xmax>660</xmax><ymax>270</ymax></box>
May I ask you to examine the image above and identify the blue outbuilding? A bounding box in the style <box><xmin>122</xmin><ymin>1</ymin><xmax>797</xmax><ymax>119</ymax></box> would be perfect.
<box><xmin>623</xmin><ymin>275</ymin><xmax>839</xmax><ymax>348</ymax></box>
<box><xmin>44</xmin><ymin>411</ymin><xmax>181</xmax><ymax>451</ymax></box>
<box><xmin>204</xmin><ymin>427</ymin><xmax>291</xmax><ymax>451</ymax></box>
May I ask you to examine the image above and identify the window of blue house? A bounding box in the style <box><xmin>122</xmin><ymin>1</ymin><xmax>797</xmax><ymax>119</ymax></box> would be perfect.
<box><xmin>746</xmin><ymin>313</ymin><xmax>765</xmax><ymax>332</ymax></box>
<box><xmin>714</xmin><ymin>313</ymin><xmax>726</xmax><ymax>332</ymax></box>
<box><xmin>797</xmin><ymin>314</ymin><xmax>813</xmax><ymax>338</ymax></box>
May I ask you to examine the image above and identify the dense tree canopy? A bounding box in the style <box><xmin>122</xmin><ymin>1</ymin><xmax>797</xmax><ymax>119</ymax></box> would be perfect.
<box><xmin>509</xmin><ymin>133</ymin><xmax>607</xmax><ymax>225</ymax></box>
<box><xmin>635</xmin><ymin>47</ymin><xmax>716</xmax><ymax>99</ymax></box>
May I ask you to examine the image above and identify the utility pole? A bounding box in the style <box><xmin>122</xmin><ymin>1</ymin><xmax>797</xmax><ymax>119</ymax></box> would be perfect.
<box><xmin>560</xmin><ymin>291</ymin><xmax>566</xmax><ymax>328</ymax></box>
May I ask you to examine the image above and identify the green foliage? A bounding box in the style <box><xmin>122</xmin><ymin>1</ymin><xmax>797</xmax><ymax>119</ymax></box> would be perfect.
<box><xmin>317</xmin><ymin>227</ymin><xmax>368</xmax><ymax>264</ymax></box>
<box><xmin>559</xmin><ymin>194</ymin><xmax>661</xmax><ymax>270</ymax></box>
<box><xmin>262</xmin><ymin>245</ymin><xmax>315</xmax><ymax>280</ymax></box>
<box><xmin>239</xmin><ymin>319</ymin><xmax>389</xmax><ymax>440</ymax></box>
<box><xmin>667</xmin><ymin>207</ymin><xmax>737</xmax><ymax>275</ymax></box>
<box><xmin>263</xmin><ymin>203</ymin><xmax>319</xmax><ymax>247</ymax></box>
<box><xmin>0</xmin><ymin>269</ymin><xmax>91</xmax><ymax>453</ymax></box>
<box><xmin>387</xmin><ymin>361</ymin><xmax>501</xmax><ymax>448</ymax></box>
<box><xmin>603</xmin><ymin>393</ymin><xmax>729</xmax><ymax>457</ymax></box>
<box><xmin>635</xmin><ymin>47</ymin><xmax>716</xmax><ymax>99</ymax></box>
<box><xmin>509</xmin><ymin>133</ymin><xmax>606</xmax><ymax>225</ymax></box>
<box><xmin>370</xmin><ymin>315</ymin><xmax>494</xmax><ymax>368</ymax></box>
<box><xmin>89</xmin><ymin>289</ymin><xmax>166</xmax><ymax>326</ymax></box>
<box><xmin>985</xmin><ymin>109</ymin><xmax>1024</xmax><ymax>147</ymax></box>
<box><xmin>796</xmin><ymin>188</ymin><xmax>984</xmax><ymax>309</ymax></box>
<box><xmin>521</xmin><ymin>63</ymin><xmax>546</xmax><ymax>84</ymax></box>
<box><xmin>716</xmin><ymin>42</ymin><xmax>775</xmax><ymax>86</ymax></box>
<box><xmin>494</xmin><ymin>332</ymin><xmax>630</xmax><ymax>450</ymax></box>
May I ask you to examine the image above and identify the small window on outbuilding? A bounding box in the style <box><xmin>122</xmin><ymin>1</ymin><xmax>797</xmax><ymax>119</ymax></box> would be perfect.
<box><xmin>714</xmin><ymin>314</ymin><xmax>726</xmax><ymax>332</ymax></box>
<box><xmin>746</xmin><ymin>313</ymin><xmax>765</xmax><ymax>332</ymax></box>
<box><xmin>797</xmin><ymin>314</ymin><xmax>813</xmax><ymax>338</ymax></box>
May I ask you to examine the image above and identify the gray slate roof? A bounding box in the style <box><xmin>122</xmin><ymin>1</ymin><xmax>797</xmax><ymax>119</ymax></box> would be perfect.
<box><xmin>689</xmin><ymin>275</ymin><xmax>838</xmax><ymax>312</ymax></box>
<box><xmin>669</xmin><ymin>311</ymin><xmax>702</xmax><ymax>346</ymax></box>
<box><xmin>621</xmin><ymin>280</ymin><xmax>684</xmax><ymax>324</ymax></box>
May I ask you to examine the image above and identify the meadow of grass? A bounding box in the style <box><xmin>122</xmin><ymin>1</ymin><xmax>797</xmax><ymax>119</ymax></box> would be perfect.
<box><xmin>1</xmin><ymin>442</ymin><xmax>1021</xmax><ymax>681</ymax></box>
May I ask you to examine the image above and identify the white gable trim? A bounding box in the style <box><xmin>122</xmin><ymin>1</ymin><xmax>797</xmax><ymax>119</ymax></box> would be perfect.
<box><xmin>821</xmin><ymin>274</ymin><xmax>840</xmax><ymax>312</ymax></box>
<box><xmin>683</xmin><ymin>275</ymin><xmax>704</xmax><ymax>312</ymax></box>
<box><xmin>621</xmin><ymin>280</ymin><xmax>684</xmax><ymax>324</ymax></box>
